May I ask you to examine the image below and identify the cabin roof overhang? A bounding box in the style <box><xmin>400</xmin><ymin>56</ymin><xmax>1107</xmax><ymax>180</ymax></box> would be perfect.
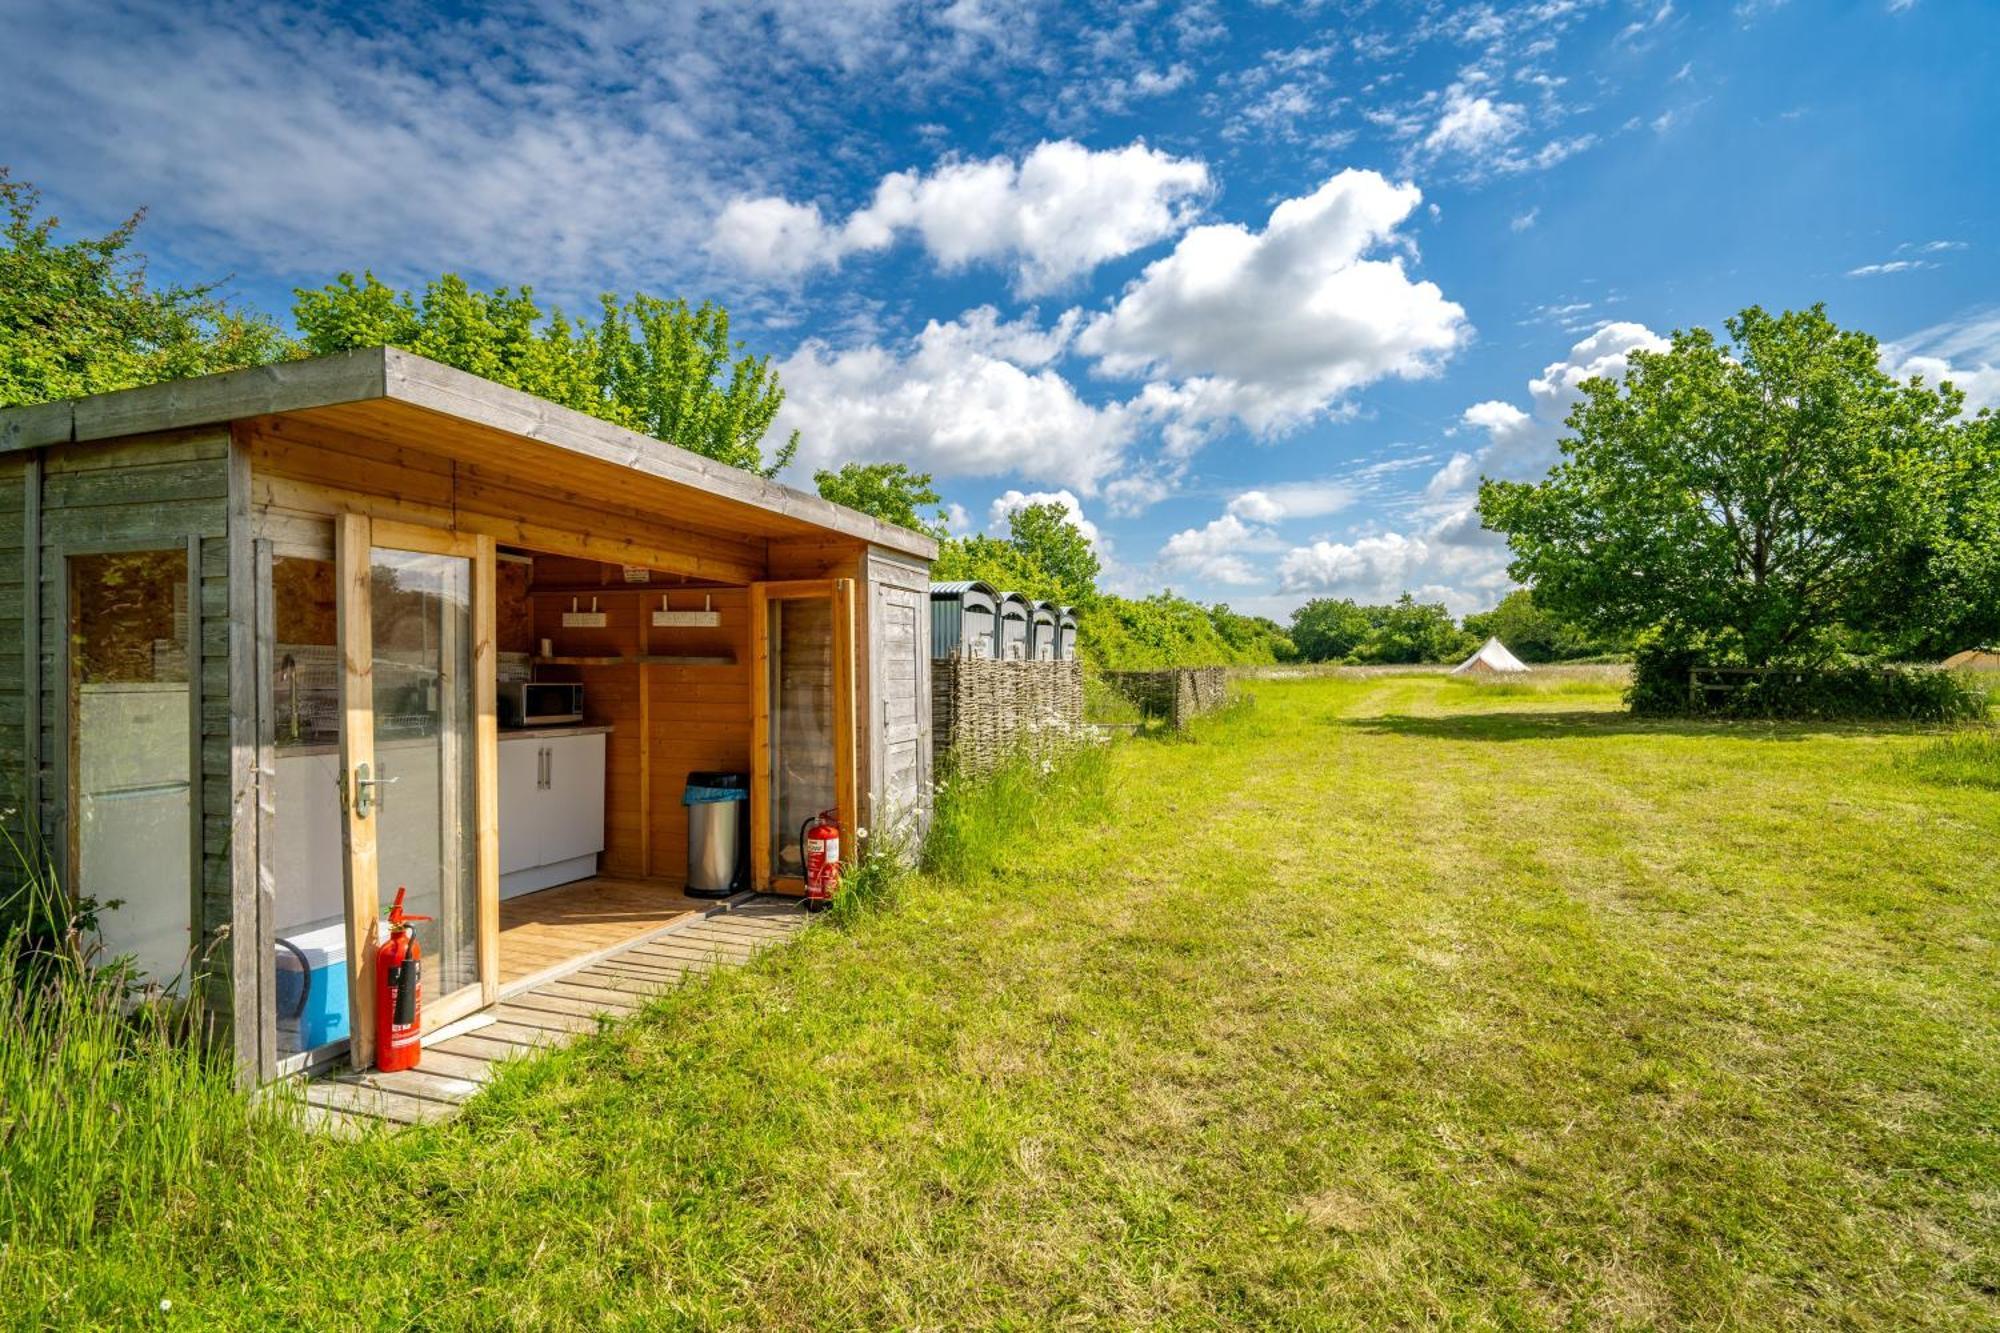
<box><xmin>0</xmin><ymin>346</ymin><xmax>937</xmax><ymax>561</ymax></box>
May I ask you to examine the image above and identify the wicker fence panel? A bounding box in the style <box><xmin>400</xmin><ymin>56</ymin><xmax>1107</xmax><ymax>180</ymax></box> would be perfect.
<box><xmin>932</xmin><ymin>658</ymin><xmax>1085</xmax><ymax>777</ymax></box>
<box><xmin>1101</xmin><ymin>667</ymin><xmax>1232</xmax><ymax>728</ymax></box>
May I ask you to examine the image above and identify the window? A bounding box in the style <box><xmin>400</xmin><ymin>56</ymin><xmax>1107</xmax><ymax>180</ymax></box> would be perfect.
<box><xmin>69</xmin><ymin>548</ymin><xmax>194</xmax><ymax>990</ymax></box>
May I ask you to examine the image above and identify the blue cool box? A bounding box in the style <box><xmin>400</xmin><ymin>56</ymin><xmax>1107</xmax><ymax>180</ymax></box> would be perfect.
<box><xmin>276</xmin><ymin>921</ymin><xmax>350</xmax><ymax>1049</ymax></box>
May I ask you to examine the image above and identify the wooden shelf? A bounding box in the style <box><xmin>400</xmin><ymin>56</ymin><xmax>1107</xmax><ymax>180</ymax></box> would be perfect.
<box><xmin>532</xmin><ymin>654</ymin><xmax>736</xmax><ymax>668</ymax></box>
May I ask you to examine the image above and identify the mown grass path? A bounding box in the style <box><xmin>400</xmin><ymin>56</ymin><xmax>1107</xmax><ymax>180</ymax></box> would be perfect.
<box><xmin>11</xmin><ymin>673</ymin><xmax>1998</xmax><ymax>1328</ymax></box>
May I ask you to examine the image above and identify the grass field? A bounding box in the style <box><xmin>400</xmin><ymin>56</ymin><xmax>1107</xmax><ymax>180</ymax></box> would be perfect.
<box><xmin>7</xmin><ymin>671</ymin><xmax>1999</xmax><ymax>1328</ymax></box>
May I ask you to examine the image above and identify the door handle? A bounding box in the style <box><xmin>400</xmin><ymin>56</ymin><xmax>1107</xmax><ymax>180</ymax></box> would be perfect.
<box><xmin>352</xmin><ymin>762</ymin><xmax>398</xmax><ymax>818</ymax></box>
<box><xmin>545</xmin><ymin>745</ymin><xmax>554</xmax><ymax>790</ymax></box>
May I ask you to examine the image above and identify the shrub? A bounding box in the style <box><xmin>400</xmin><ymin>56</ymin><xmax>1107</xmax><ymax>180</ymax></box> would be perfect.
<box><xmin>1638</xmin><ymin>657</ymin><xmax>1989</xmax><ymax>722</ymax></box>
<box><xmin>1627</xmin><ymin>632</ymin><xmax>1709</xmax><ymax>715</ymax></box>
<box><xmin>1754</xmin><ymin>666</ymin><xmax>1983</xmax><ymax>722</ymax></box>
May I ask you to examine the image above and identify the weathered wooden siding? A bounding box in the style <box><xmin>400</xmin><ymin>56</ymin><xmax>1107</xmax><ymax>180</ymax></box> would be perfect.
<box><xmin>865</xmin><ymin>549</ymin><xmax>933</xmax><ymax>852</ymax></box>
<box><xmin>0</xmin><ymin>454</ymin><xmax>28</xmax><ymax>889</ymax></box>
<box><xmin>33</xmin><ymin>432</ymin><xmax>235</xmax><ymax>1020</ymax></box>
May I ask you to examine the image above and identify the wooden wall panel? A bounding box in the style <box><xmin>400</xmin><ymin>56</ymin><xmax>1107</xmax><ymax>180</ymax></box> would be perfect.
<box><xmin>533</xmin><ymin>579</ymin><xmax>752</xmax><ymax>888</ymax></box>
<box><xmin>0</xmin><ymin>455</ymin><xmax>25</xmax><ymax>893</ymax></box>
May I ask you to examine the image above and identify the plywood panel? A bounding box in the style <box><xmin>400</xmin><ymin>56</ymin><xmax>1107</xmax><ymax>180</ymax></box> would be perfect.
<box><xmin>243</xmin><ymin>418</ymin><xmax>766</xmax><ymax>584</ymax></box>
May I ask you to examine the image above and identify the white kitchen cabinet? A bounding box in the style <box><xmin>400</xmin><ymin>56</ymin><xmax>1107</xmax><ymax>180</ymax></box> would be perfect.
<box><xmin>497</xmin><ymin>737</ymin><xmax>545</xmax><ymax>875</ymax></box>
<box><xmin>499</xmin><ymin>730</ymin><xmax>608</xmax><ymax>899</ymax></box>
<box><xmin>538</xmin><ymin>733</ymin><xmax>606</xmax><ymax>866</ymax></box>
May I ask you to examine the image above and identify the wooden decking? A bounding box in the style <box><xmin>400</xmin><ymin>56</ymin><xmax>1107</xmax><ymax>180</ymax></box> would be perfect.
<box><xmin>296</xmin><ymin>893</ymin><xmax>809</xmax><ymax>1134</ymax></box>
<box><xmin>497</xmin><ymin>875</ymin><xmax>719</xmax><ymax>989</ymax></box>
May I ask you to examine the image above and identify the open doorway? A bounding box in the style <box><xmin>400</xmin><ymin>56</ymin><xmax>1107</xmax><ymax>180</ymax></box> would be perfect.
<box><xmin>487</xmin><ymin>550</ymin><xmax>754</xmax><ymax>992</ymax></box>
<box><xmin>256</xmin><ymin>531</ymin><xmax>858</xmax><ymax>1068</ymax></box>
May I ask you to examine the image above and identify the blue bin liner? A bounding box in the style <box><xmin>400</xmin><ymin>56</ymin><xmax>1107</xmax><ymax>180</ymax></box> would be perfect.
<box><xmin>684</xmin><ymin>784</ymin><xmax>748</xmax><ymax>805</ymax></box>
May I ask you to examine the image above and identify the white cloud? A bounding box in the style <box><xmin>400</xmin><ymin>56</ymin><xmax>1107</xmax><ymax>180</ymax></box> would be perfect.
<box><xmin>1424</xmin><ymin>83</ymin><xmax>1527</xmax><ymax>159</ymax></box>
<box><xmin>1225</xmin><ymin>481</ymin><xmax>1359</xmax><ymax>522</ymax></box>
<box><xmin>1883</xmin><ymin>309</ymin><xmax>2000</xmax><ymax>415</ymax></box>
<box><xmin>1101</xmin><ymin>467</ymin><xmax>1181</xmax><ymax>517</ymax></box>
<box><xmin>1275</xmin><ymin>516</ymin><xmax>1513</xmax><ymax>615</ymax></box>
<box><xmin>1847</xmin><ymin>259</ymin><xmax>1935</xmax><ymax>277</ymax></box>
<box><xmin>0</xmin><ymin>0</ymin><xmax>1056</xmax><ymax>296</ymax></box>
<box><xmin>987</xmin><ymin>488</ymin><xmax>1106</xmax><ymax>553</ymax></box>
<box><xmin>1159</xmin><ymin>513</ymin><xmax>1285</xmax><ymax>585</ymax></box>
<box><xmin>769</xmin><ymin>309</ymin><xmax>1134</xmax><ymax>493</ymax></box>
<box><xmin>1511</xmin><ymin>206</ymin><xmax>1540</xmax><ymax>231</ymax></box>
<box><xmin>1424</xmin><ymin>450</ymin><xmax>1481</xmax><ymax>498</ymax></box>
<box><xmin>1620</xmin><ymin>1</ymin><xmax>1677</xmax><ymax>42</ymax></box>
<box><xmin>1436</xmin><ymin>321</ymin><xmax>1668</xmax><ymax>490</ymax></box>
<box><xmin>710</xmin><ymin>197</ymin><xmax>841</xmax><ymax>278</ymax></box>
<box><xmin>713</xmin><ymin>139</ymin><xmax>1212</xmax><ymax>294</ymax></box>
<box><xmin>1077</xmin><ymin>169</ymin><xmax>1470</xmax><ymax>435</ymax></box>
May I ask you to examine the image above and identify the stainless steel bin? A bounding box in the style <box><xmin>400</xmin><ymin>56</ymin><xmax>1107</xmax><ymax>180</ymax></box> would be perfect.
<box><xmin>683</xmin><ymin>771</ymin><xmax>748</xmax><ymax>898</ymax></box>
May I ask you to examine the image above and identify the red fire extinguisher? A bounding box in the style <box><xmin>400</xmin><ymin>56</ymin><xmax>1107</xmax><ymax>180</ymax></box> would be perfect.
<box><xmin>375</xmin><ymin>887</ymin><xmax>430</xmax><ymax>1072</ymax></box>
<box><xmin>800</xmin><ymin>810</ymin><xmax>842</xmax><ymax>913</ymax></box>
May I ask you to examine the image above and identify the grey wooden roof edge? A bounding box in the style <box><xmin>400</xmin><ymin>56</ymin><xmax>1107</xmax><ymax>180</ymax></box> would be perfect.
<box><xmin>0</xmin><ymin>347</ymin><xmax>390</xmax><ymax>453</ymax></box>
<box><xmin>0</xmin><ymin>346</ymin><xmax>938</xmax><ymax>562</ymax></box>
<box><xmin>381</xmin><ymin>349</ymin><xmax>936</xmax><ymax>561</ymax></box>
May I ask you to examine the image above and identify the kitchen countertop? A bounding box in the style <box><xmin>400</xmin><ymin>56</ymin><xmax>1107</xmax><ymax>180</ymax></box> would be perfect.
<box><xmin>275</xmin><ymin>722</ymin><xmax>612</xmax><ymax>759</ymax></box>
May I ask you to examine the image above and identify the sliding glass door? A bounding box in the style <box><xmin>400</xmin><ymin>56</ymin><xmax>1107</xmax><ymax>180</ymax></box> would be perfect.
<box><xmin>335</xmin><ymin>515</ymin><xmax>498</xmax><ymax>1068</ymax></box>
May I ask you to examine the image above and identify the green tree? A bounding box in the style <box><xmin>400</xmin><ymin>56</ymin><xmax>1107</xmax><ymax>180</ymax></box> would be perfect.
<box><xmin>1207</xmin><ymin>604</ymin><xmax>1295</xmax><ymax>661</ymax></box>
<box><xmin>293</xmin><ymin>272</ymin><xmax>797</xmax><ymax>476</ymax></box>
<box><xmin>1004</xmin><ymin>503</ymin><xmax>1101</xmax><ymax>608</ymax></box>
<box><xmin>1354</xmin><ymin>594</ymin><xmax>1473</xmax><ymax>664</ymax></box>
<box><xmin>1460</xmin><ymin>589</ymin><xmax>1606</xmax><ymax>662</ymax></box>
<box><xmin>1479</xmin><ymin>305</ymin><xmax>1979</xmax><ymax>666</ymax></box>
<box><xmin>1289</xmin><ymin>598</ymin><xmax>1376</xmax><ymax>662</ymax></box>
<box><xmin>1085</xmin><ymin>592</ymin><xmax>1288</xmax><ymax>668</ymax></box>
<box><xmin>812</xmin><ymin>462</ymin><xmax>946</xmax><ymax>537</ymax></box>
<box><xmin>0</xmin><ymin>172</ymin><xmax>294</xmax><ymax>407</ymax></box>
<box><xmin>935</xmin><ymin>502</ymin><xmax>1101</xmax><ymax>609</ymax></box>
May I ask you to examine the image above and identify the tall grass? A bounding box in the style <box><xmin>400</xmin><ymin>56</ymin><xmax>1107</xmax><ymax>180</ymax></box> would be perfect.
<box><xmin>0</xmin><ymin>838</ymin><xmax>292</xmax><ymax>1252</ymax></box>
<box><xmin>1901</xmin><ymin>728</ymin><xmax>2000</xmax><ymax>790</ymax></box>
<box><xmin>921</xmin><ymin>742</ymin><xmax>1112</xmax><ymax>886</ymax></box>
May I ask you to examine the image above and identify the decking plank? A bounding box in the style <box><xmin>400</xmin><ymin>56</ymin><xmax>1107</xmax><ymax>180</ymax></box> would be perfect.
<box><xmin>302</xmin><ymin>892</ymin><xmax>811</xmax><ymax>1132</ymax></box>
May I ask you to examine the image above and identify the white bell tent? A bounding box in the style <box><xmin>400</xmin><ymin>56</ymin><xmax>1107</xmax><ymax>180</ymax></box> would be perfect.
<box><xmin>1451</xmin><ymin>637</ymin><xmax>1531</xmax><ymax>676</ymax></box>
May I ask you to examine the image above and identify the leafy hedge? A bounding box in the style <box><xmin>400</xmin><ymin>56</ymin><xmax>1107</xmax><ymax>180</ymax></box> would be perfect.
<box><xmin>1630</xmin><ymin>637</ymin><xmax>1990</xmax><ymax>722</ymax></box>
<box><xmin>1082</xmin><ymin>593</ymin><xmax>1292</xmax><ymax>670</ymax></box>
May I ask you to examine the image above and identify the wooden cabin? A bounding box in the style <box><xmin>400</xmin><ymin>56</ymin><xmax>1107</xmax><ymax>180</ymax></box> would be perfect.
<box><xmin>1029</xmin><ymin>601</ymin><xmax>1059</xmax><ymax>661</ymax></box>
<box><xmin>996</xmin><ymin>592</ymin><xmax>1032</xmax><ymax>661</ymax></box>
<box><xmin>0</xmin><ymin>348</ymin><xmax>935</xmax><ymax>1080</ymax></box>
<box><xmin>929</xmin><ymin>580</ymin><xmax>998</xmax><ymax>659</ymax></box>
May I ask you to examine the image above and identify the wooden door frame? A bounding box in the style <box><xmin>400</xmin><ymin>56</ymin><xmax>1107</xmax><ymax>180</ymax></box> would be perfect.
<box><xmin>747</xmin><ymin>578</ymin><xmax>858</xmax><ymax>894</ymax></box>
<box><xmin>336</xmin><ymin>514</ymin><xmax>498</xmax><ymax>1070</ymax></box>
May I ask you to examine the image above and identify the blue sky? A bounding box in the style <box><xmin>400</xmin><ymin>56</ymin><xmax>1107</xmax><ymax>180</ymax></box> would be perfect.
<box><xmin>4</xmin><ymin>0</ymin><xmax>1996</xmax><ymax>618</ymax></box>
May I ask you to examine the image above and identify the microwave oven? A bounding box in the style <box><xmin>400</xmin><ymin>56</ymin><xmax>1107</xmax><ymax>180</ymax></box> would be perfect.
<box><xmin>499</xmin><ymin>681</ymin><xmax>584</xmax><ymax>727</ymax></box>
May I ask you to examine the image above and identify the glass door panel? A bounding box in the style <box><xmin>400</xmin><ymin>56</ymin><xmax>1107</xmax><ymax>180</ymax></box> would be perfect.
<box><xmin>768</xmin><ymin>597</ymin><xmax>835</xmax><ymax>879</ymax></box>
<box><xmin>749</xmin><ymin>579</ymin><xmax>857</xmax><ymax>892</ymax></box>
<box><xmin>368</xmin><ymin>547</ymin><xmax>480</xmax><ymax>1006</ymax></box>
<box><xmin>335</xmin><ymin>515</ymin><xmax>496</xmax><ymax>1069</ymax></box>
